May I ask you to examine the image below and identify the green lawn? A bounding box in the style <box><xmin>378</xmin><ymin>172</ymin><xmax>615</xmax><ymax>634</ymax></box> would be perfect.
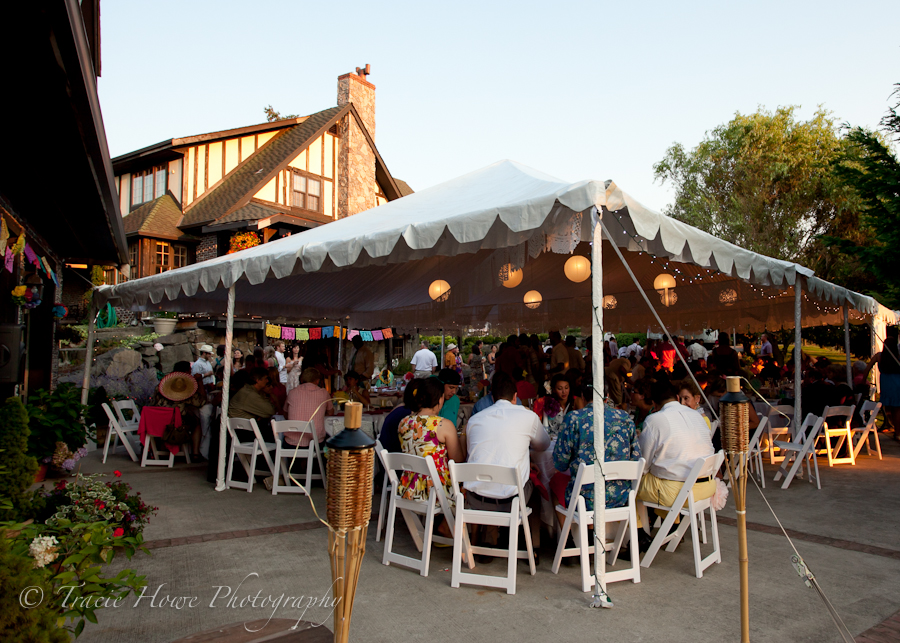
<box><xmin>789</xmin><ymin>345</ymin><xmax>850</xmax><ymax>363</ymax></box>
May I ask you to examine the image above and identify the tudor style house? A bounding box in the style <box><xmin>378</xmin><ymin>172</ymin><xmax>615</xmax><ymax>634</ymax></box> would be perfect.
<box><xmin>112</xmin><ymin>69</ymin><xmax>411</xmax><ymax>279</ymax></box>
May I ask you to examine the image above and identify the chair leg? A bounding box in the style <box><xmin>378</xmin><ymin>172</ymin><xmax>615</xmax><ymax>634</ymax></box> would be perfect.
<box><xmin>507</xmin><ymin>501</ymin><xmax>520</xmax><ymax>595</ymax></box>
<box><xmin>689</xmin><ymin>510</ymin><xmax>703</xmax><ymax>578</ymax></box>
<box><xmin>450</xmin><ymin>507</ymin><xmax>464</xmax><ymax>588</ymax></box>
<box><xmin>551</xmin><ymin>510</ymin><xmax>573</xmax><ymax>574</ymax></box>
<box><xmin>102</xmin><ymin>427</ymin><xmax>114</xmax><ymax>464</ymax></box>
<box><xmin>376</xmin><ymin>473</ymin><xmax>389</xmax><ymax>542</ymax></box>
<box><xmin>246</xmin><ymin>452</ymin><xmax>258</xmax><ymax>493</ymax></box>
<box><xmin>641</xmin><ymin>508</ymin><xmax>680</xmax><ymax>568</ymax></box>
<box><xmin>420</xmin><ymin>501</ymin><xmax>435</xmax><ymax>577</ymax></box>
<box><xmin>383</xmin><ymin>495</ymin><xmax>398</xmax><ymax>567</ymax></box>
<box><xmin>628</xmin><ymin>505</ymin><xmax>641</xmax><ymax>583</ymax></box>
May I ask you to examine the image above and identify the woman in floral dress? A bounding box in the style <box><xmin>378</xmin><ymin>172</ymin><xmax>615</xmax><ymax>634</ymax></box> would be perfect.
<box><xmin>396</xmin><ymin>378</ymin><xmax>465</xmax><ymax>505</ymax></box>
<box><xmin>532</xmin><ymin>374</ymin><xmax>572</xmax><ymax>440</ymax></box>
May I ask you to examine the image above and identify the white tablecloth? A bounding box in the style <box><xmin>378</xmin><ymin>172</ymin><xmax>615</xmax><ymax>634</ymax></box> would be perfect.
<box><xmin>325</xmin><ymin>413</ymin><xmax>386</xmax><ymax>440</ymax></box>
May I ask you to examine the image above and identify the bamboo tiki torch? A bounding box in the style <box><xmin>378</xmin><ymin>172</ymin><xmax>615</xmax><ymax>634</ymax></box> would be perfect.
<box><xmin>720</xmin><ymin>376</ymin><xmax>751</xmax><ymax>642</ymax></box>
<box><xmin>325</xmin><ymin>401</ymin><xmax>374</xmax><ymax>643</ymax></box>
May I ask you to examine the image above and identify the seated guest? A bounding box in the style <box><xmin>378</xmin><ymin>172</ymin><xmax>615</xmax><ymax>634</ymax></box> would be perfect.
<box><xmin>605</xmin><ymin>358</ymin><xmax>631</xmax><ymax>406</ymax></box>
<box><xmin>631</xmin><ymin>378</ymin><xmax>655</xmax><ymax>428</ymax></box>
<box><xmin>266</xmin><ymin>366</ymin><xmax>287</xmax><ymax>416</ymax></box>
<box><xmin>676</xmin><ymin>380</ymin><xmax>711</xmax><ymax>430</ymax></box>
<box><xmin>464</xmin><ymin>372</ymin><xmax>550</xmax><ymax>553</ymax></box>
<box><xmin>230</xmin><ymin>367</ymin><xmax>276</xmax><ymax>436</ymax></box>
<box><xmin>154</xmin><ymin>361</ymin><xmax>207</xmax><ymax>460</ymax></box>
<box><xmin>436</xmin><ymin>368</ymin><xmax>461</xmax><ymax>427</ymax></box>
<box><xmin>378</xmin><ymin>379</ymin><xmax>422</xmax><ymax>453</ymax></box>
<box><xmin>533</xmin><ymin>374</ymin><xmax>573</xmax><ymax>439</ymax></box>
<box><xmin>637</xmin><ymin>379</ymin><xmax>716</xmax><ymax>531</ymax></box>
<box><xmin>396</xmin><ymin>378</ymin><xmax>465</xmax><ymax>505</ymax></box>
<box><xmin>552</xmin><ymin>382</ymin><xmax>640</xmax><ymax>522</ymax></box>
<box><xmin>342</xmin><ymin>370</ymin><xmax>371</xmax><ymax>406</ymax></box>
<box><xmin>283</xmin><ymin>368</ymin><xmax>335</xmax><ymax>448</ymax></box>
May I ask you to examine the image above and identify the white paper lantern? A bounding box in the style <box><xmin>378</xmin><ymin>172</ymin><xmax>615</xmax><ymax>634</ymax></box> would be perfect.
<box><xmin>564</xmin><ymin>256</ymin><xmax>591</xmax><ymax>283</ymax></box>
<box><xmin>429</xmin><ymin>279</ymin><xmax>451</xmax><ymax>302</ymax></box>
<box><xmin>659</xmin><ymin>290</ymin><xmax>678</xmax><ymax>307</ymax></box>
<box><xmin>602</xmin><ymin>295</ymin><xmax>617</xmax><ymax>310</ymax></box>
<box><xmin>500</xmin><ymin>264</ymin><xmax>523</xmax><ymax>288</ymax></box>
<box><xmin>653</xmin><ymin>273</ymin><xmax>676</xmax><ymax>290</ymax></box>
<box><xmin>524</xmin><ymin>290</ymin><xmax>542</xmax><ymax>309</ymax></box>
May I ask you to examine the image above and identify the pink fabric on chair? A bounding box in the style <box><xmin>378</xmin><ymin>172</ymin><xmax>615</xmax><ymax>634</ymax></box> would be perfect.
<box><xmin>138</xmin><ymin>407</ymin><xmax>182</xmax><ymax>455</ymax></box>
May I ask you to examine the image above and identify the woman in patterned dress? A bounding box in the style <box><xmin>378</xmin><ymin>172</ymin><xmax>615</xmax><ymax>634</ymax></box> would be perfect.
<box><xmin>396</xmin><ymin>377</ymin><xmax>465</xmax><ymax>505</ymax></box>
<box><xmin>532</xmin><ymin>373</ymin><xmax>573</xmax><ymax>440</ymax></box>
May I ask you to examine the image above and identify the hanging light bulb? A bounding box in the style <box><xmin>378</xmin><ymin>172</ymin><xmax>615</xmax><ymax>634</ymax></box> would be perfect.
<box><xmin>602</xmin><ymin>295</ymin><xmax>617</xmax><ymax>310</ymax></box>
<box><xmin>654</xmin><ymin>273</ymin><xmax>677</xmax><ymax>307</ymax></box>
<box><xmin>523</xmin><ymin>290</ymin><xmax>542</xmax><ymax>309</ymax></box>
<box><xmin>564</xmin><ymin>255</ymin><xmax>591</xmax><ymax>283</ymax></box>
<box><xmin>719</xmin><ymin>288</ymin><xmax>738</xmax><ymax>306</ymax></box>
<box><xmin>429</xmin><ymin>280</ymin><xmax>451</xmax><ymax>302</ymax></box>
<box><xmin>499</xmin><ymin>264</ymin><xmax>523</xmax><ymax>288</ymax></box>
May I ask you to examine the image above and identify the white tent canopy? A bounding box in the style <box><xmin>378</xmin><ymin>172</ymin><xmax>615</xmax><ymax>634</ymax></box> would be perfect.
<box><xmin>97</xmin><ymin>160</ymin><xmax>896</xmax><ymax>333</ymax></box>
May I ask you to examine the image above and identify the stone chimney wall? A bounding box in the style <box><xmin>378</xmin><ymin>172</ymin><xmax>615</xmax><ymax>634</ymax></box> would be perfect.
<box><xmin>337</xmin><ymin>71</ymin><xmax>376</xmax><ymax>219</ymax></box>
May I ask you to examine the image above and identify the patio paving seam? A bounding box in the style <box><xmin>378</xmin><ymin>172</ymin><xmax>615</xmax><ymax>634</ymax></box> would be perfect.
<box><xmin>716</xmin><ymin>516</ymin><xmax>900</xmax><ymax>561</ymax></box>
<box><xmin>855</xmin><ymin>609</ymin><xmax>900</xmax><ymax>642</ymax></box>
<box><xmin>143</xmin><ymin>519</ymin><xmax>327</xmax><ymax>550</ymax></box>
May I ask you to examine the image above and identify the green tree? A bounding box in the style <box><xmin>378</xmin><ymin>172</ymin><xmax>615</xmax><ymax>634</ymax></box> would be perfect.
<box><xmin>0</xmin><ymin>397</ymin><xmax>38</xmax><ymax>522</ymax></box>
<box><xmin>822</xmin><ymin>86</ymin><xmax>900</xmax><ymax>308</ymax></box>
<box><xmin>653</xmin><ymin>106</ymin><xmax>858</xmax><ymax>264</ymax></box>
<box><xmin>263</xmin><ymin>105</ymin><xmax>298</xmax><ymax>122</ymax></box>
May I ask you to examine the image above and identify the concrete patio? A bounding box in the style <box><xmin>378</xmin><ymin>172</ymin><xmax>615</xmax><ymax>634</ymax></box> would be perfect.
<box><xmin>68</xmin><ymin>435</ymin><xmax>900</xmax><ymax>642</ymax></box>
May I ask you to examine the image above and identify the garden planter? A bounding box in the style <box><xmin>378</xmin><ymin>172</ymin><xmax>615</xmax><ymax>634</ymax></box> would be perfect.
<box><xmin>152</xmin><ymin>318</ymin><xmax>177</xmax><ymax>335</ymax></box>
<box><xmin>34</xmin><ymin>463</ymin><xmax>48</xmax><ymax>482</ymax></box>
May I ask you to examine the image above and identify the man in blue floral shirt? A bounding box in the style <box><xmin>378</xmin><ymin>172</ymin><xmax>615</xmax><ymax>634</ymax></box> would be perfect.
<box><xmin>551</xmin><ymin>386</ymin><xmax>641</xmax><ymax>513</ymax></box>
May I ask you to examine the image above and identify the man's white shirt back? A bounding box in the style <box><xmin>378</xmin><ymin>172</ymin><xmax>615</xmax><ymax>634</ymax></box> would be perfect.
<box><xmin>464</xmin><ymin>399</ymin><xmax>550</xmax><ymax>499</ymax></box>
<box><xmin>638</xmin><ymin>401</ymin><xmax>714</xmax><ymax>481</ymax></box>
<box><xmin>688</xmin><ymin>343</ymin><xmax>709</xmax><ymax>363</ymax></box>
<box><xmin>411</xmin><ymin>348</ymin><xmax>438</xmax><ymax>372</ymax></box>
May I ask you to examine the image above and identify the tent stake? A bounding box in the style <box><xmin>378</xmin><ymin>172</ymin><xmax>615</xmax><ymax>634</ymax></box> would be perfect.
<box><xmin>215</xmin><ymin>283</ymin><xmax>236</xmax><ymax>491</ymax></box>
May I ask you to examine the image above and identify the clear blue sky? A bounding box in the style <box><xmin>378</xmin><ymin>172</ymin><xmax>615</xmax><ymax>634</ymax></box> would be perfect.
<box><xmin>98</xmin><ymin>0</ymin><xmax>898</xmax><ymax>212</ymax></box>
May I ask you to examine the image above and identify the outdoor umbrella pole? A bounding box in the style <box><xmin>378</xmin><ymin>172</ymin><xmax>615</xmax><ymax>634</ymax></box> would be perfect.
<box><xmin>215</xmin><ymin>284</ymin><xmax>236</xmax><ymax>491</ymax></box>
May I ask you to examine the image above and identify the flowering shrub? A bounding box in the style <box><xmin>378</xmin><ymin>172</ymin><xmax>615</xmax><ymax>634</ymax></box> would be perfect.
<box><xmin>228</xmin><ymin>231</ymin><xmax>260</xmax><ymax>253</ymax></box>
<box><xmin>29</xmin><ymin>535</ymin><xmax>60</xmax><ymax>568</ymax></box>
<box><xmin>48</xmin><ymin>441</ymin><xmax>88</xmax><ymax>472</ymax></box>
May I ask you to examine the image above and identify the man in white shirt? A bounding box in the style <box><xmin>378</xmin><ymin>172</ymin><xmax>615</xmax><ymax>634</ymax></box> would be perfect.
<box><xmin>637</xmin><ymin>379</ymin><xmax>716</xmax><ymax>528</ymax></box>
<box><xmin>190</xmin><ymin>345</ymin><xmax>216</xmax><ymax>460</ymax></box>
<box><xmin>410</xmin><ymin>341</ymin><xmax>438</xmax><ymax>378</ymax></box>
<box><xmin>629</xmin><ymin>340</ymin><xmax>643</xmax><ymax>361</ymax></box>
<box><xmin>759</xmin><ymin>333</ymin><xmax>773</xmax><ymax>358</ymax></box>
<box><xmin>274</xmin><ymin>341</ymin><xmax>288</xmax><ymax>384</ymax></box>
<box><xmin>464</xmin><ymin>372</ymin><xmax>550</xmax><ymax>558</ymax></box>
<box><xmin>607</xmin><ymin>334</ymin><xmax>619</xmax><ymax>361</ymax></box>
<box><xmin>688</xmin><ymin>340</ymin><xmax>709</xmax><ymax>364</ymax></box>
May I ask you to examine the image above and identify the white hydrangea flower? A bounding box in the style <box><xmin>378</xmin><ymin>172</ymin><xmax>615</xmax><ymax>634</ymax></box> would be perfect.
<box><xmin>29</xmin><ymin>535</ymin><xmax>60</xmax><ymax>569</ymax></box>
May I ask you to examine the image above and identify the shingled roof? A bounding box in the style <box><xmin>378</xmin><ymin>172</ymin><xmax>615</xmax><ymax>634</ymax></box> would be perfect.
<box><xmin>180</xmin><ymin>105</ymin><xmax>347</xmax><ymax>229</ymax></box>
<box><xmin>122</xmin><ymin>194</ymin><xmax>194</xmax><ymax>241</ymax></box>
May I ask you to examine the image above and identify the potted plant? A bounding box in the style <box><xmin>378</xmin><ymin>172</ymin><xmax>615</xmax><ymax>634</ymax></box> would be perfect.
<box><xmin>25</xmin><ymin>384</ymin><xmax>89</xmax><ymax>473</ymax></box>
<box><xmin>151</xmin><ymin>311</ymin><xmax>178</xmax><ymax>335</ymax></box>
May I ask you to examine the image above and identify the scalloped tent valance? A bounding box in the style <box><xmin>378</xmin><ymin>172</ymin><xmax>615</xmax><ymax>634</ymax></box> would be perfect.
<box><xmin>95</xmin><ymin>160</ymin><xmax>897</xmax><ymax>333</ymax></box>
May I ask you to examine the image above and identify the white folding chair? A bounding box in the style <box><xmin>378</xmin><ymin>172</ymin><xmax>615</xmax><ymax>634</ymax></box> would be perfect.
<box><xmin>746</xmin><ymin>417</ymin><xmax>768</xmax><ymax>488</ymax></box>
<box><xmin>773</xmin><ymin>414</ymin><xmax>824</xmax><ymax>490</ymax></box>
<box><xmin>449</xmin><ymin>462</ymin><xmax>535</xmax><ymax>595</ymax></box>
<box><xmin>381</xmin><ymin>452</ymin><xmax>473</xmax><ymax>577</ymax></box>
<box><xmin>270</xmin><ymin>420</ymin><xmax>326</xmax><ymax>495</ymax></box>
<box><xmin>765</xmin><ymin>405</ymin><xmax>794</xmax><ymax>464</ymax></box>
<box><xmin>551</xmin><ymin>458</ymin><xmax>646</xmax><ymax>591</ymax></box>
<box><xmin>374</xmin><ymin>441</ymin><xmax>392</xmax><ymax>542</ymax></box>
<box><xmin>112</xmin><ymin>399</ymin><xmax>141</xmax><ymax>432</ymax></box>
<box><xmin>752</xmin><ymin>402</ymin><xmax>769</xmax><ymax>417</ymax></box>
<box><xmin>101</xmin><ymin>403</ymin><xmax>139</xmax><ymax>463</ymax></box>
<box><xmin>818</xmin><ymin>405</ymin><xmax>857</xmax><ymax>466</ymax></box>
<box><xmin>639</xmin><ymin>451</ymin><xmax>725</xmax><ymax>579</ymax></box>
<box><xmin>136</xmin><ymin>406</ymin><xmax>193</xmax><ymax>468</ymax></box>
<box><xmin>852</xmin><ymin>401</ymin><xmax>883</xmax><ymax>460</ymax></box>
<box><xmin>225</xmin><ymin>418</ymin><xmax>276</xmax><ymax>493</ymax></box>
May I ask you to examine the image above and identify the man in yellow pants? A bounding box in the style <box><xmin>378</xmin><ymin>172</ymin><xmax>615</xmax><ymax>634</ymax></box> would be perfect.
<box><xmin>636</xmin><ymin>379</ymin><xmax>716</xmax><ymax>532</ymax></box>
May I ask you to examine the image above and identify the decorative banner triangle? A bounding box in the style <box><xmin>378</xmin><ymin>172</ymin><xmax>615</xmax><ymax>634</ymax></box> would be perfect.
<box><xmin>382</xmin><ymin>328</ymin><xmax>393</xmax><ymax>339</ymax></box>
<box><xmin>297</xmin><ymin>328</ymin><xmax>309</xmax><ymax>340</ymax></box>
<box><xmin>265</xmin><ymin>323</ymin><xmax>282</xmax><ymax>338</ymax></box>
<box><xmin>360</xmin><ymin>331</ymin><xmax>373</xmax><ymax>342</ymax></box>
<box><xmin>282</xmin><ymin>326</ymin><xmax>295</xmax><ymax>340</ymax></box>
<box><xmin>322</xmin><ymin>326</ymin><xmax>334</xmax><ymax>338</ymax></box>
<box><xmin>347</xmin><ymin>329</ymin><xmax>359</xmax><ymax>340</ymax></box>
<box><xmin>309</xmin><ymin>327</ymin><xmax>322</xmax><ymax>340</ymax></box>
<box><xmin>372</xmin><ymin>330</ymin><xmax>384</xmax><ymax>341</ymax></box>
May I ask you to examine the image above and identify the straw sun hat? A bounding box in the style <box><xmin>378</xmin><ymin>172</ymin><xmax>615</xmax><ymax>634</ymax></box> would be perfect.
<box><xmin>159</xmin><ymin>371</ymin><xmax>198</xmax><ymax>402</ymax></box>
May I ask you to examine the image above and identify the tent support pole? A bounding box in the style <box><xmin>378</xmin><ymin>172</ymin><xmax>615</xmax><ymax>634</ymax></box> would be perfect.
<box><xmin>337</xmin><ymin>320</ymin><xmax>344</xmax><ymax>390</ymax></box>
<box><xmin>794</xmin><ymin>280</ymin><xmax>802</xmax><ymax>433</ymax></box>
<box><xmin>843</xmin><ymin>304</ymin><xmax>852</xmax><ymax>387</ymax></box>
<box><xmin>440</xmin><ymin>330</ymin><xmax>444</xmax><ymax>365</ymax></box>
<box><xmin>591</xmin><ymin>209</ymin><xmax>609</xmax><ymax>606</ymax></box>
<box><xmin>215</xmin><ymin>284</ymin><xmax>236</xmax><ymax>492</ymax></box>
<box><xmin>80</xmin><ymin>299</ymin><xmax>97</xmax><ymax>407</ymax></box>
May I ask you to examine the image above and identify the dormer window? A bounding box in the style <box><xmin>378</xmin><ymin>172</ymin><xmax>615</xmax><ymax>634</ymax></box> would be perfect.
<box><xmin>291</xmin><ymin>171</ymin><xmax>322</xmax><ymax>212</ymax></box>
<box><xmin>131</xmin><ymin>165</ymin><xmax>167</xmax><ymax>207</ymax></box>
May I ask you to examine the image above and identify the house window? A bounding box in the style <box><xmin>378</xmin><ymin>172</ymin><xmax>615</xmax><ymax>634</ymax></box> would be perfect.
<box><xmin>131</xmin><ymin>166</ymin><xmax>168</xmax><ymax>207</ymax></box>
<box><xmin>173</xmin><ymin>245</ymin><xmax>187</xmax><ymax>269</ymax></box>
<box><xmin>103</xmin><ymin>268</ymin><xmax>120</xmax><ymax>286</ymax></box>
<box><xmin>292</xmin><ymin>172</ymin><xmax>321</xmax><ymax>212</ymax></box>
<box><xmin>129</xmin><ymin>243</ymin><xmax>139</xmax><ymax>268</ymax></box>
<box><xmin>154</xmin><ymin>241</ymin><xmax>171</xmax><ymax>274</ymax></box>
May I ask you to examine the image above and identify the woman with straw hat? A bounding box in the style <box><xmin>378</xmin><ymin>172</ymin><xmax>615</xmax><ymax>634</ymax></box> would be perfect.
<box><xmin>153</xmin><ymin>361</ymin><xmax>207</xmax><ymax>461</ymax></box>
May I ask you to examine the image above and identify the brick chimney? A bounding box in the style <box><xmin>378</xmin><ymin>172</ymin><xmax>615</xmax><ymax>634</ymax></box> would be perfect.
<box><xmin>337</xmin><ymin>65</ymin><xmax>376</xmax><ymax>219</ymax></box>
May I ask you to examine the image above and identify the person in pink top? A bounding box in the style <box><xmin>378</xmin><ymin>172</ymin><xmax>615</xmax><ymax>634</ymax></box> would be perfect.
<box><xmin>283</xmin><ymin>368</ymin><xmax>335</xmax><ymax>447</ymax></box>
